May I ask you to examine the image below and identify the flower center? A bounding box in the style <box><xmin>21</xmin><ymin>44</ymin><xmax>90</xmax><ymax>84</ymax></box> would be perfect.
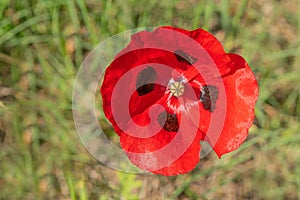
<box><xmin>169</xmin><ymin>81</ymin><xmax>185</xmax><ymax>97</ymax></box>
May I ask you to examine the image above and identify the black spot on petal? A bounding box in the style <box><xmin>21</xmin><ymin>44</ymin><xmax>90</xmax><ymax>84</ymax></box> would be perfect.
<box><xmin>200</xmin><ymin>85</ymin><xmax>219</xmax><ymax>112</ymax></box>
<box><xmin>158</xmin><ymin>111</ymin><xmax>179</xmax><ymax>132</ymax></box>
<box><xmin>174</xmin><ymin>49</ymin><xmax>198</xmax><ymax>65</ymax></box>
<box><xmin>136</xmin><ymin>66</ymin><xmax>157</xmax><ymax>96</ymax></box>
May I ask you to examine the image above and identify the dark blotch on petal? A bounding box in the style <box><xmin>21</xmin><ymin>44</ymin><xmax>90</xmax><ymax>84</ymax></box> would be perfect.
<box><xmin>136</xmin><ymin>66</ymin><xmax>157</xmax><ymax>96</ymax></box>
<box><xmin>174</xmin><ymin>50</ymin><xmax>198</xmax><ymax>65</ymax></box>
<box><xmin>200</xmin><ymin>85</ymin><xmax>219</xmax><ymax>112</ymax></box>
<box><xmin>158</xmin><ymin>111</ymin><xmax>179</xmax><ymax>132</ymax></box>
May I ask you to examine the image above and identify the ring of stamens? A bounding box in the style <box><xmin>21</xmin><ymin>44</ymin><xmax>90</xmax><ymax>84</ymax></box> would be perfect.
<box><xmin>169</xmin><ymin>81</ymin><xmax>185</xmax><ymax>97</ymax></box>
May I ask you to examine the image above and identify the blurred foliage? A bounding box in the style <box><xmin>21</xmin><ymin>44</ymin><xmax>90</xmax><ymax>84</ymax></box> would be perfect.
<box><xmin>0</xmin><ymin>0</ymin><xmax>300</xmax><ymax>199</ymax></box>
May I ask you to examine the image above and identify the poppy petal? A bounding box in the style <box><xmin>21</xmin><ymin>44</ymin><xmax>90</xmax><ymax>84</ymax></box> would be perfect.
<box><xmin>123</xmin><ymin>110</ymin><xmax>202</xmax><ymax>176</ymax></box>
<box><xmin>189</xmin><ymin>28</ymin><xmax>233</xmax><ymax>75</ymax></box>
<box><xmin>101</xmin><ymin>48</ymin><xmax>176</xmax><ymax>134</ymax></box>
<box><xmin>152</xmin><ymin>131</ymin><xmax>202</xmax><ymax>176</ymax></box>
<box><xmin>211</xmin><ymin>54</ymin><xmax>259</xmax><ymax>157</ymax></box>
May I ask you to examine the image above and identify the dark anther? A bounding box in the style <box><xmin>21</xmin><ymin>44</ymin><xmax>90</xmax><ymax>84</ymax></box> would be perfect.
<box><xmin>157</xmin><ymin>111</ymin><xmax>179</xmax><ymax>132</ymax></box>
<box><xmin>200</xmin><ymin>85</ymin><xmax>219</xmax><ymax>112</ymax></box>
<box><xmin>174</xmin><ymin>49</ymin><xmax>198</xmax><ymax>65</ymax></box>
<box><xmin>136</xmin><ymin>66</ymin><xmax>157</xmax><ymax>96</ymax></box>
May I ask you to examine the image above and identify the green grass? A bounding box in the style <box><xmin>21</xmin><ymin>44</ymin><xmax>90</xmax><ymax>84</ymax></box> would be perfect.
<box><xmin>1</xmin><ymin>0</ymin><xmax>300</xmax><ymax>199</ymax></box>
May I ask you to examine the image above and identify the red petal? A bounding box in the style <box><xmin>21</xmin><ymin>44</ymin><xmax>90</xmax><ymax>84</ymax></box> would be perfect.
<box><xmin>152</xmin><ymin>131</ymin><xmax>201</xmax><ymax>176</ymax></box>
<box><xmin>188</xmin><ymin>74</ymin><xmax>221</xmax><ymax>138</ymax></box>
<box><xmin>116</xmin><ymin>30</ymin><xmax>152</xmax><ymax>57</ymax></box>
<box><xmin>189</xmin><ymin>28</ymin><xmax>233</xmax><ymax>76</ymax></box>
<box><xmin>211</xmin><ymin>54</ymin><xmax>259</xmax><ymax>157</ymax></box>
<box><xmin>101</xmin><ymin>48</ymin><xmax>176</xmax><ymax>135</ymax></box>
<box><xmin>123</xmin><ymin>110</ymin><xmax>202</xmax><ymax>176</ymax></box>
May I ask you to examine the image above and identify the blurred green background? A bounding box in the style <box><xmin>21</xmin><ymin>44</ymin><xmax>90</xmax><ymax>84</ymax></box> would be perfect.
<box><xmin>1</xmin><ymin>0</ymin><xmax>300</xmax><ymax>199</ymax></box>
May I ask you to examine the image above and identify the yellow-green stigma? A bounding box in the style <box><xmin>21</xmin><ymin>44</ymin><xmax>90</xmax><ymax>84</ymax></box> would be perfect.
<box><xmin>169</xmin><ymin>81</ymin><xmax>185</xmax><ymax>97</ymax></box>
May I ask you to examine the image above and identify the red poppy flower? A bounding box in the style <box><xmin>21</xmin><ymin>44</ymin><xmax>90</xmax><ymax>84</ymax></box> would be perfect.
<box><xmin>100</xmin><ymin>26</ymin><xmax>258</xmax><ymax>176</ymax></box>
